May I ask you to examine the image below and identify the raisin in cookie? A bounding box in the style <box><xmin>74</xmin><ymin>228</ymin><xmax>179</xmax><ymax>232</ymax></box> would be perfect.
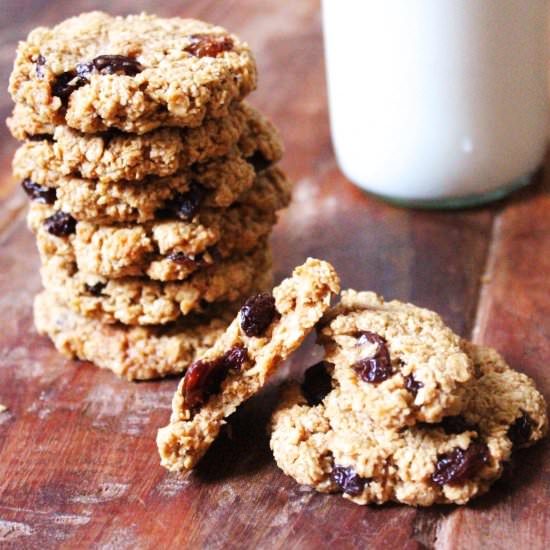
<box><xmin>270</xmin><ymin>347</ymin><xmax>547</xmax><ymax>506</ymax></box>
<box><xmin>34</xmin><ymin>290</ymin><xmax>238</xmax><ymax>380</ymax></box>
<box><xmin>11</xmin><ymin>103</ymin><xmax>281</xmax><ymax>184</ymax></box>
<box><xmin>28</xmin><ymin>168</ymin><xmax>291</xmax><ymax>281</ymax></box>
<box><xmin>156</xmin><ymin>258</ymin><xmax>340</xmax><ymax>472</ymax></box>
<box><xmin>9</xmin><ymin>12</ymin><xmax>257</xmax><ymax>134</ymax></box>
<box><xmin>318</xmin><ymin>290</ymin><xmax>473</xmax><ymax>429</ymax></box>
<box><xmin>40</xmin><ymin>243</ymin><xmax>272</xmax><ymax>326</ymax></box>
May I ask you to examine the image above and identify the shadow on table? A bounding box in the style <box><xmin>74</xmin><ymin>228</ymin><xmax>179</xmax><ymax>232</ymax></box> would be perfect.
<box><xmin>466</xmin><ymin>438</ymin><xmax>549</xmax><ymax>511</ymax></box>
<box><xmin>193</xmin><ymin>384</ymin><xmax>282</xmax><ymax>483</ymax></box>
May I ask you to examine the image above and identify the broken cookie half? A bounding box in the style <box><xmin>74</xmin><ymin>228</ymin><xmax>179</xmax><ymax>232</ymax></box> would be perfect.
<box><xmin>156</xmin><ymin>258</ymin><xmax>340</xmax><ymax>472</ymax></box>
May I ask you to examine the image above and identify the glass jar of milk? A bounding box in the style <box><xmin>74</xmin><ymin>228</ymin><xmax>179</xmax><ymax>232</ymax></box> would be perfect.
<box><xmin>322</xmin><ymin>0</ymin><xmax>549</xmax><ymax>207</ymax></box>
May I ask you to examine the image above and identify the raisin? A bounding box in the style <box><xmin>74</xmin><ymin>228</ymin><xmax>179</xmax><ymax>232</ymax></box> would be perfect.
<box><xmin>431</xmin><ymin>442</ymin><xmax>490</xmax><ymax>486</ymax></box>
<box><xmin>27</xmin><ymin>134</ymin><xmax>54</xmax><ymax>142</ymax></box>
<box><xmin>302</xmin><ymin>362</ymin><xmax>332</xmax><ymax>406</ymax></box>
<box><xmin>404</xmin><ymin>374</ymin><xmax>423</xmax><ymax>396</ymax></box>
<box><xmin>167</xmin><ymin>251</ymin><xmax>205</xmax><ymax>268</ymax></box>
<box><xmin>353</xmin><ymin>331</ymin><xmax>393</xmax><ymax>384</ymax></box>
<box><xmin>43</xmin><ymin>211</ymin><xmax>76</xmax><ymax>236</ymax></box>
<box><xmin>36</xmin><ymin>54</ymin><xmax>46</xmax><ymax>79</ymax></box>
<box><xmin>331</xmin><ymin>466</ymin><xmax>368</xmax><ymax>496</ymax></box>
<box><xmin>21</xmin><ymin>179</ymin><xmax>56</xmax><ymax>205</ymax></box>
<box><xmin>168</xmin><ymin>247</ymin><xmax>220</xmax><ymax>268</ymax></box>
<box><xmin>440</xmin><ymin>416</ymin><xmax>476</xmax><ymax>435</ymax></box>
<box><xmin>183</xmin><ymin>345</ymin><xmax>248</xmax><ymax>409</ymax></box>
<box><xmin>240</xmin><ymin>293</ymin><xmax>280</xmax><ymax>337</ymax></box>
<box><xmin>84</xmin><ymin>282</ymin><xmax>106</xmax><ymax>296</ymax></box>
<box><xmin>223</xmin><ymin>345</ymin><xmax>248</xmax><ymax>368</ymax></box>
<box><xmin>51</xmin><ymin>71</ymin><xmax>88</xmax><ymax>105</ymax></box>
<box><xmin>51</xmin><ymin>54</ymin><xmax>141</xmax><ymax>106</ymax></box>
<box><xmin>247</xmin><ymin>151</ymin><xmax>272</xmax><ymax>172</ymax></box>
<box><xmin>154</xmin><ymin>208</ymin><xmax>172</xmax><ymax>220</ymax></box>
<box><xmin>184</xmin><ymin>34</ymin><xmax>234</xmax><ymax>58</ymax></box>
<box><xmin>507</xmin><ymin>412</ymin><xmax>534</xmax><ymax>447</ymax></box>
<box><xmin>169</xmin><ymin>182</ymin><xmax>208</xmax><ymax>220</ymax></box>
<box><xmin>77</xmin><ymin>55</ymin><xmax>143</xmax><ymax>79</ymax></box>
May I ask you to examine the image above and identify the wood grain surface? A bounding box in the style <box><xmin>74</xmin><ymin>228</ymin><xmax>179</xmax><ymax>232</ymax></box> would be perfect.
<box><xmin>0</xmin><ymin>1</ymin><xmax>549</xmax><ymax>549</ymax></box>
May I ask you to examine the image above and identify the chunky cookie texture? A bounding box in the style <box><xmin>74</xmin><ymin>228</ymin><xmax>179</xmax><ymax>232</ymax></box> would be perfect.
<box><xmin>318</xmin><ymin>290</ymin><xmax>474</xmax><ymax>429</ymax></box>
<box><xmin>28</xmin><ymin>168</ymin><xmax>291</xmax><ymax>281</ymax></box>
<box><xmin>11</xmin><ymin>103</ymin><xmax>281</xmax><ymax>184</ymax></box>
<box><xmin>34</xmin><ymin>291</ymin><xmax>238</xmax><ymax>380</ymax></box>
<box><xmin>13</xmin><ymin>112</ymin><xmax>283</xmax><ymax>224</ymax></box>
<box><xmin>270</xmin><ymin>344</ymin><xmax>547</xmax><ymax>506</ymax></box>
<box><xmin>9</xmin><ymin>12</ymin><xmax>257</xmax><ymax>134</ymax></box>
<box><xmin>156</xmin><ymin>258</ymin><xmax>340</xmax><ymax>472</ymax></box>
<box><xmin>6</xmin><ymin>103</ymin><xmax>56</xmax><ymax>139</ymax></box>
<box><xmin>10</xmin><ymin>103</ymin><xmax>246</xmax><ymax>182</ymax></box>
<box><xmin>40</xmin><ymin>244</ymin><xmax>272</xmax><ymax>326</ymax></box>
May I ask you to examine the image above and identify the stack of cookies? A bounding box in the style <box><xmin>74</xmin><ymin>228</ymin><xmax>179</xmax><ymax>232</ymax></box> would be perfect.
<box><xmin>7</xmin><ymin>12</ymin><xmax>291</xmax><ymax>380</ymax></box>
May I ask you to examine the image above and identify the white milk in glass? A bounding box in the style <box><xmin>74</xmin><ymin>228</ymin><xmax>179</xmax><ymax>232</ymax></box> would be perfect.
<box><xmin>322</xmin><ymin>0</ymin><xmax>549</xmax><ymax>207</ymax></box>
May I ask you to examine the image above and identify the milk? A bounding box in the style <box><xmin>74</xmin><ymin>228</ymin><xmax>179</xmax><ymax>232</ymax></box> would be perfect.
<box><xmin>322</xmin><ymin>0</ymin><xmax>549</xmax><ymax>206</ymax></box>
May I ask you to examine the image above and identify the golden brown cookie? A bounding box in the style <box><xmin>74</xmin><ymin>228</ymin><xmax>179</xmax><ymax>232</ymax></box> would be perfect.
<box><xmin>157</xmin><ymin>258</ymin><xmax>340</xmax><ymax>471</ymax></box>
<box><xmin>318</xmin><ymin>290</ymin><xmax>474</xmax><ymax>429</ymax></box>
<box><xmin>270</xmin><ymin>345</ymin><xmax>547</xmax><ymax>506</ymax></box>
<box><xmin>9</xmin><ymin>12</ymin><xmax>257</xmax><ymax>134</ymax></box>
<box><xmin>34</xmin><ymin>290</ymin><xmax>238</xmax><ymax>380</ymax></box>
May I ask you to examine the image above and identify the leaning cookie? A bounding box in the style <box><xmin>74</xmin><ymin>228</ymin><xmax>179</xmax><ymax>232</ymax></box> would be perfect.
<box><xmin>317</xmin><ymin>290</ymin><xmax>474</xmax><ymax>429</ymax></box>
<box><xmin>28</xmin><ymin>168</ymin><xmax>291</xmax><ymax>281</ymax></box>
<box><xmin>34</xmin><ymin>291</ymin><xmax>239</xmax><ymax>380</ymax></box>
<box><xmin>40</xmin><ymin>244</ymin><xmax>272</xmax><ymax>326</ymax></box>
<box><xmin>156</xmin><ymin>258</ymin><xmax>340</xmax><ymax>472</ymax></box>
<box><xmin>9</xmin><ymin>12</ymin><xmax>257</xmax><ymax>134</ymax></box>
<box><xmin>270</xmin><ymin>348</ymin><xmax>547</xmax><ymax>506</ymax></box>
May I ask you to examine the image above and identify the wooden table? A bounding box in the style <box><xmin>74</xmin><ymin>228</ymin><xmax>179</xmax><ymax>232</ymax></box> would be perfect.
<box><xmin>1</xmin><ymin>1</ymin><xmax>549</xmax><ymax>548</ymax></box>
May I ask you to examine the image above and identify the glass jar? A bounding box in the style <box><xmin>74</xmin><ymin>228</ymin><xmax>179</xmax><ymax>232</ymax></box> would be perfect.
<box><xmin>322</xmin><ymin>0</ymin><xmax>549</xmax><ymax>207</ymax></box>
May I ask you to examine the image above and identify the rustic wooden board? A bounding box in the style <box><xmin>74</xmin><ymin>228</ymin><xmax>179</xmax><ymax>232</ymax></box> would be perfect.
<box><xmin>0</xmin><ymin>1</ymin><xmax>548</xmax><ymax>548</ymax></box>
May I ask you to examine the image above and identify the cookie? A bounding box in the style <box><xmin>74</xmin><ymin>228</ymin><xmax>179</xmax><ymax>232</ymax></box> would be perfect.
<box><xmin>156</xmin><ymin>258</ymin><xmax>340</xmax><ymax>471</ymax></box>
<box><xmin>40</xmin><ymin>243</ymin><xmax>272</xmax><ymax>325</ymax></box>
<box><xmin>34</xmin><ymin>290</ymin><xmax>237</xmax><ymax>380</ymax></box>
<box><xmin>10</xmin><ymin>103</ymin><xmax>247</xmax><ymax>181</ymax></box>
<box><xmin>270</xmin><ymin>345</ymin><xmax>547</xmax><ymax>506</ymax></box>
<box><xmin>318</xmin><ymin>290</ymin><xmax>474</xmax><ymax>429</ymax></box>
<box><xmin>15</xmin><ymin>125</ymin><xmax>283</xmax><ymax>225</ymax></box>
<box><xmin>9</xmin><ymin>12</ymin><xmax>257</xmax><ymax>134</ymax></box>
<box><xmin>6</xmin><ymin>103</ymin><xmax>56</xmax><ymax>139</ymax></box>
<box><xmin>19</xmin><ymin>152</ymin><xmax>252</xmax><ymax>225</ymax></box>
<box><xmin>28</xmin><ymin>168</ymin><xmax>291</xmax><ymax>281</ymax></box>
<box><xmin>11</xmin><ymin>103</ymin><xmax>281</xmax><ymax>183</ymax></box>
